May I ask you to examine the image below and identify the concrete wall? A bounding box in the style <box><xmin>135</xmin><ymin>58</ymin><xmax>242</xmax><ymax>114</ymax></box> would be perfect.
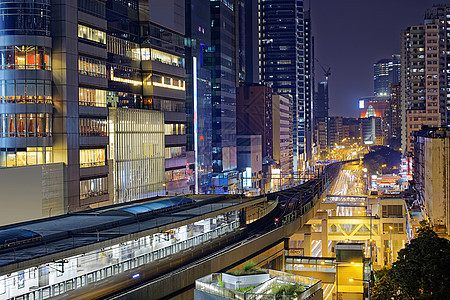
<box><xmin>424</xmin><ymin>137</ymin><xmax>450</xmax><ymax>235</ymax></box>
<box><xmin>0</xmin><ymin>163</ymin><xmax>65</xmax><ymax>226</ymax></box>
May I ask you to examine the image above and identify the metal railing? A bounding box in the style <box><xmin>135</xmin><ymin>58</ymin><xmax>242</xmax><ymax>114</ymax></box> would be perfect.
<box><xmin>195</xmin><ymin>270</ymin><xmax>321</xmax><ymax>300</ymax></box>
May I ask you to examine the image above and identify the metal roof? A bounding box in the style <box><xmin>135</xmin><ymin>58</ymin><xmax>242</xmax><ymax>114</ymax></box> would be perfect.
<box><xmin>0</xmin><ymin>228</ymin><xmax>41</xmax><ymax>245</ymax></box>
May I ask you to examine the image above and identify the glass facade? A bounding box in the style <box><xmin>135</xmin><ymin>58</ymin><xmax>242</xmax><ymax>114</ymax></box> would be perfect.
<box><xmin>0</xmin><ymin>113</ymin><xmax>51</xmax><ymax>137</ymax></box>
<box><xmin>78</xmin><ymin>24</ymin><xmax>107</xmax><ymax>45</ymax></box>
<box><xmin>0</xmin><ymin>0</ymin><xmax>51</xmax><ymax>36</ymax></box>
<box><xmin>78</xmin><ymin>56</ymin><xmax>107</xmax><ymax>78</ymax></box>
<box><xmin>260</xmin><ymin>0</ymin><xmax>305</xmax><ymax>166</ymax></box>
<box><xmin>0</xmin><ymin>46</ymin><xmax>51</xmax><ymax>70</ymax></box>
<box><xmin>79</xmin><ymin>88</ymin><xmax>107</xmax><ymax>107</ymax></box>
<box><xmin>79</xmin><ymin>118</ymin><xmax>107</xmax><ymax>136</ymax></box>
<box><xmin>79</xmin><ymin>149</ymin><xmax>106</xmax><ymax>168</ymax></box>
<box><xmin>164</xmin><ymin>123</ymin><xmax>185</xmax><ymax>135</ymax></box>
<box><xmin>107</xmin><ymin>36</ymin><xmax>140</xmax><ymax>60</ymax></box>
<box><xmin>0</xmin><ymin>147</ymin><xmax>52</xmax><ymax>167</ymax></box>
<box><xmin>109</xmin><ymin>108</ymin><xmax>165</xmax><ymax>203</ymax></box>
<box><xmin>208</xmin><ymin>0</ymin><xmax>237</xmax><ymax>173</ymax></box>
<box><xmin>78</xmin><ymin>0</ymin><xmax>106</xmax><ymax>18</ymax></box>
<box><xmin>80</xmin><ymin>177</ymin><xmax>108</xmax><ymax>200</ymax></box>
<box><xmin>185</xmin><ymin>0</ymin><xmax>213</xmax><ymax>193</ymax></box>
<box><xmin>145</xmin><ymin>24</ymin><xmax>185</xmax><ymax>55</ymax></box>
<box><xmin>0</xmin><ymin>80</ymin><xmax>52</xmax><ymax>104</ymax></box>
<box><xmin>0</xmin><ymin>0</ymin><xmax>53</xmax><ymax>169</ymax></box>
<box><xmin>137</xmin><ymin>48</ymin><xmax>184</xmax><ymax>67</ymax></box>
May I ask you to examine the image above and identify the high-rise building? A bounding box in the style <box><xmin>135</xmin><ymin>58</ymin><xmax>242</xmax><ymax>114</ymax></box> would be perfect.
<box><xmin>304</xmin><ymin>10</ymin><xmax>314</xmax><ymax>163</ymax></box>
<box><xmin>360</xmin><ymin>117</ymin><xmax>384</xmax><ymax>145</ymax></box>
<box><xmin>272</xmin><ymin>94</ymin><xmax>293</xmax><ymax>176</ymax></box>
<box><xmin>401</xmin><ymin>5</ymin><xmax>450</xmax><ymax>153</ymax></box>
<box><xmin>314</xmin><ymin>81</ymin><xmax>329</xmax><ymax>127</ymax></box>
<box><xmin>243</xmin><ymin>0</ymin><xmax>259</xmax><ymax>84</ymax></box>
<box><xmin>185</xmin><ymin>0</ymin><xmax>213</xmax><ymax>194</ymax></box>
<box><xmin>373</xmin><ymin>55</ymin><xmax>401</xmax><ymax>97</ymax></box>
<box><xmin>236</xmin><ymin>84</ymin><xmax>273</xmax><ymax>161</ymax></box>
<box><xmin>342</xmin><ymin>118</ymin><xmax>360</xmax><ymax>146</ymax></box>
<box><xmin>413</xmin><ymin>127</ymin><xmax>450</xmax><ymax>237</ymax></box>
<box><xmin>386</xmin><ymin>83</ymin><xmax>402</xmax><ymax>149</ymax></box>
<box><xmin>208</xmin><ymin>0</ymin><xmax>238</xmax><ymax>174</ymax></box>
<box><xmin>237</xmin><ymin>134</ymin><xmax>262</xmax><ymax>191</ymax></box>
<box><xmin>259</xmin><ymin>0</ymin><xmax>307</xmax><ymax>171</ymax></box>
<box><xmin>327</xmin><ymin>116</ymin><xmax>343</xmax><ymax>147</ymax></box>
<box><xmin>0</xmin><ymin>0</ymin><xmax>195</xmax><ymax>216</ymax></box>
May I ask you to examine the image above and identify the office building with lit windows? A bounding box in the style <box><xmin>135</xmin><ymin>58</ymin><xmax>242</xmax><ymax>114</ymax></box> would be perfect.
<box><xmin>185</xmin><ymin>0</ymin><xmax>213</xmax><ymax>194</ymax></box>
<box><xmin>373</xmin><ymin>55</ymin><xmax>400</xmax><ymax>97</ymax></box>
<box><xmin>0</xmin><ymin>0</ymin><xmax>112</xmax><ymax>217</ymax></box>
<box><xmin>259</xmin><ymin>0</ymin><xmax>308</xmax><ymax>171</ymax></box>
<box><xmin>105</xmin><ymin>0</ymin><xmax>190</xmax><ymax>197</ymax></box>
<box><xmin>0</xmin><ymin>0</ymin><xmax>193</xmax><ymax>222</ymax></box>
<box><xmin>208</xmin><ymin>0</ymin><xmax>238</xmax><ymax>176</ymax></box>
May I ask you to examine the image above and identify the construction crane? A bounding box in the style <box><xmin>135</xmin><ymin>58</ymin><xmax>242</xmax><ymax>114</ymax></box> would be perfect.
<box><xmin>315</xmin><ymin>58</ymin><xmax>331</xmax><ymax>82</ymax></box>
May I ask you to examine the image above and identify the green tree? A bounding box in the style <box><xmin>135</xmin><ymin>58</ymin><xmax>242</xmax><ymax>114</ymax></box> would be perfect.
<box><xmin>371</xmin><ymin>225</ymin><xmax>450</xmax><ymax>299</ymax></box>
<box><xmin>371</xmin><ymin>269</ymin><xmax>399</xmax><ymax>300</ymax></box>
<box><xmin>392</xmin><ymin>228</ymin><xmax>450</xmax><ymax>299</ymax></box>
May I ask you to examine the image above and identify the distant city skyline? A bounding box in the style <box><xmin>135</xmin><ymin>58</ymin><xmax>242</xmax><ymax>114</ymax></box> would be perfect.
<box><xmin>310</xmin><ymin>0</ymin><xmax>438</xmax><ymax>117</ymax></box>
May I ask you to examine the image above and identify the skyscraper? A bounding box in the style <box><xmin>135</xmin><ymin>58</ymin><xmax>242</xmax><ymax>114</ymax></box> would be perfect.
<box><xmin>208</xmin><ymin>0</ymin><xmax>238</xmax><ymax>174</ymax></box>
<box><xmin>386</xmin><ymin>83</ymin><xmax>402</xmax><ymax>149</ymax></box>
<box><xmin>0</xmin><ymin>0</ymin><xmax>195</xmax><ymax>217</ymax></box>
<box><xmin>236</xmin><ymin>84</ymin><xmax>273</xmax><ymax>160</ymax></box>
<box><xmin>304</xmin><ymin>10</ymin><xmax>314</xmax><ymax>163</ymax></box>
<box><xmin>185</xmin><ymin>0</ymin><xmax>213</xmax><ymax>194</ymax></box>
<box><xmin>259</xmin><ymin>0</ymin><xmax>307</xmax><ymax>171</ymax></box>
<box><xmin>373</xmin><ymin>55</ymin><xmax>400</xmax><ymax>97</ymax></box>
<box><xmin>401</xmin><ymin>5</ymin><xmax>450</xmax><ymax>153</ymax></box>
<box><xmin>314</xmin><ymin>81</ymin><xmax>329</xmax><ymax>127</ymax></box>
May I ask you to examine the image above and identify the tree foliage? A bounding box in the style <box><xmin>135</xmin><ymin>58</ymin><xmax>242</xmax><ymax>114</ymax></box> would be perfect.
<box><xmin>363</xmin><ymin>146</ymin><xmax>401</xmax><ymax>174</ymax></box>
<box><xmin>371</xmin><ymin>227</ymin><xmax>450</xmax><ymax>299</ymax></box>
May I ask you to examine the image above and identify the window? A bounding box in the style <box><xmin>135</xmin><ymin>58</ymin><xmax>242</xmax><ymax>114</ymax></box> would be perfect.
<box><xmin>78</xmin><ymin>56</ymin><xmax>106</xmax><ymax>78</ymax></box>
<box><xmin>107</xmin><ymin>36</ymin><xmax>140</xmax><ymax>59</ymax></box>
<box><xmin>78</xmin><ymin>24</ymin><xmax>106</xmax><ymax>44</ymax></box>
<box><xmin>80</xmin><ymin>177</ymin><xmax>108</xmax><ymax>199</ymax></box>
<box><xmin>80</xmin><ymin>149</ymin><xmax>105</xmax><ymax>167</ymax></box>
<box><xmin>79</xmin><ymin>88</ymin><xmax>106</xmax><ymax>107</ymax></box>
<box><xmin>149</xmin><ymin>48</ymin><xmax>184</xmax><ymax>67</ymax></box>
<box><xmin>165</xmin><ymin>146</ymin><xmax>185</xmax><ymax>159</ymax></box>
<box><xmin>383</xmin><ymin>223</ymin><xmax>404</xmax><ymax>234</ymax></box>
<box><xmin>0</xmin><ymin>113</ymin><xmax>51</xmax><ymax>138</ymax></box>
<box><xmin>78</xmin><ymin>0</ymin><xmax>106</xmax><ymax>18</ymax></box>
<box><xmin>0</xmin><ymin>46</ymin><xmax>51</xmax><ymax>70</ymax></box>
<box><xmin>0</xmin><ymin>1</ymin><xmax>51</xmax><ymax>36</ymax></box>
<box><xmin>0</xmin><ymin>80</ymin><xmax>52</xmax><ymax>104</ymax></box>
<box><xmin>0</xmin><ymin>147</ymin><xmax>52</xmax><ymax>167</ymax></box>
<box><xmin>382</xmin><ymin>205</ymin><xmax>403</xmax><ymax>218</ymax></box>
<box><xmin>79</xmin><ymin>118</ymin><xmax>107</xmax><ymax>136</ymax></box>
<box><xmin>164</xmin><ymin>124</ymin><xmax>185</xmax><ymax>135</ymax></box>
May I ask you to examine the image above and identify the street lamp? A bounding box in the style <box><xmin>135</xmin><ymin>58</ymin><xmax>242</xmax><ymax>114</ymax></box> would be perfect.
<box><xmin>349</xmin><ymin>278</ymin><xmax>370</xmax><ymax>300</ymax></box>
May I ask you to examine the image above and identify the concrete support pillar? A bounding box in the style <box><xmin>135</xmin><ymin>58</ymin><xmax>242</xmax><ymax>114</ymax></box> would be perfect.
<box><xmin>304</xmin><ymin>233</ymin><xmax>312</xmax><ymax>256</ymax></box>
<box><xmin>321</xmin><ymin>218</ymin><xmax>328</xmax><ymax>257</ymax></box>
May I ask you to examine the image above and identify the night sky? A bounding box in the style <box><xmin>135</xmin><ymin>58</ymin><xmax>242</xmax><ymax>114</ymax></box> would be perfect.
<box><xmin>309</xmin><ymin>0</ymin><xmax>448</xmax><ymax>118</ymax></box>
